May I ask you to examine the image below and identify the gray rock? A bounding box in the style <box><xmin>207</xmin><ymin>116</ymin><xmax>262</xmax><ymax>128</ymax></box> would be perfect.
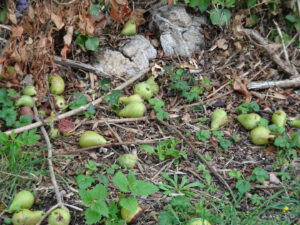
<box><xmin>150</xmin><ymin>5</ymin><xmax>206</xmax><ymax>57</ymax></box>
<box><xmin>122</xmin><ymin>35</ymin><xmax>157</xmax><ymax>70</ymax></box>
<box><xmin>93</xmin><ymin>49</ymin><xmax>140</xmax><ymax>77</ymax></box>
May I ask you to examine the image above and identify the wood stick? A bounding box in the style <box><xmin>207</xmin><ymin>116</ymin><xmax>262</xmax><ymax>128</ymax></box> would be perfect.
<box><xmin>5</xmin><ymin>68</ymin><xmax>149</xmax><ymax>136</ymax></box>
<box><xmin>54</xmin><ymin>56</ymin><xmax>113</xmax><ymax>78</ymax></box>
<box><xmin>248</xmin><ymin>77</ymin><xmax>300</xmax><ymax>89</ymax></box>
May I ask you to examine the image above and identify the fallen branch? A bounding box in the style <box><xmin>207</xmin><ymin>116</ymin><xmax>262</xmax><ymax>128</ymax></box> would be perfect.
<box><xmin>55</xmin><ymin>139</ymin><xmax>168</xmax><ymax>155</ymax></box>
<box><xmin>54</xmin><ymin>55</ymin><xmax>113</xmax><ymax>78</ymax></box>
<box><xmin>159</xmin><ymin>121</ymin><xmax>236</xmax><ymax>201</ymax></box>
<box><xmin>238</xmin><ymin>27</ymin><xmax>299</xmax><ymax>78</ymax></box>
<box><xmin>248</xmin><ymin>77</ymin><xmax>300</xmax><ymax>89</ymax></box>
<box><xmin>5</xmin><ymin>68</ymin><xmax>149</xmax><ymax>136</ymax></box>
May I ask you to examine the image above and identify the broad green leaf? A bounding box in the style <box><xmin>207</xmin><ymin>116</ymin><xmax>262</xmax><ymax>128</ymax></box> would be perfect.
<box><xmin>139</xmin><ymin>144</ymin><xmax>156</xmax><ymax>154</ymax></box>
<box><xmin>236</xmin><ymin>180</ymin><xmax>251</xmax><ymax>195</ymax></box>
<box><xmin>210</xmin><ymin>9</ymin><xmax>231</xmax><ymax>26</ymax></box>
<box><xmin>131</xmin><ymin>180</ymin><xmax>158</xmax><ymax>196</ymax></box>
<box><xmin>119</xmin><ymin>196</ymin><xmax>138</xmax><ymax>212</ymax></box>
<box><xmin>112</xmin><ymin>171</ymin><xmax>129</xmax><ymax>192</ymax></box>
<box><xmin>189</xmin><ymin>0</ymin><xmax>210</xmax><ymax>12</ymax></box>
<box><xmin>85</xmin><ymin>37</ymin><xmax>100</xmax><ymax>51</ymax></box>
<box><xmin>76</xmin><ymin>175</ymin><xmax>95</xmax><ymax>189</ymax></box>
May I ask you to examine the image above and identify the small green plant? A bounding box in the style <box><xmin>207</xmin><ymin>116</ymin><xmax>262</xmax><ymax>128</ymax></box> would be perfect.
<box><xmin>140</xmin><ymin>138</ymin><xmax>186</xmax><ymax>161</ymax></box>
<box><xmin>98</xmin><ymin>78</ymin><xmax>111</xmax><ymax>92</ymax></box>
<box><xmin>237</xmin><ymin>101</ymin><xmax>260</xmax><ymax>114</ymax></box>
<box><xmin>250</xmin><ymin>168</ymin><xmax>269</xmax><ymax>183</ymax></box>
<box><xmin>104</xmin><ymin>90</ymin><xmax>121</xmax><ymax>110</ymax></box>
<box><xmin>89</xmin><ymin>0</ymin><xmax>109</xmax><ymax>15</ymax></box>
<box><xmin>74</xmin><ymin>30</ymin><xmax>100</xmax><ymax>51</ymax></box>
<box><xmin>196</xmin><ymin>130</ymin><xmax>211</xmax><ymax>141</ymax></box>
<box><xmin>159</xmin><ymin>172</ymin><xmax>204</xmax><ymax>197</ymax></box>
<box><xmin>212</xmin><ymin>131</ymin><xmax>232</xmax><ymax>149</ymax></box>
<box><xmin>148</xmin><ymin>98</ymin><xmax>169</xmax><ymax>121</ymax></box>
<box><xmin>69</xmin><ymin>93</ymin><xmax>88</xmax><ymax>109</ymax></box>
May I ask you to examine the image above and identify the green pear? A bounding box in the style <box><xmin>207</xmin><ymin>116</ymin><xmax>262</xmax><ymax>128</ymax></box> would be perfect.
<box><xmin>15</xmin><ymin>95</ymin><xmax>35</xmax><ymax>108</ymax></box>
<box><xmin>237</xmin><ymin>113</ymin><xmax>261</xmax><ymax>130</ymax></box>
<box><xmin>117</xmin><ymin>154</ymin><xmax>138</xmax><ymax>169</ymax></box>
<box><xmin>8</xmin><ymin>190</ymin><xmax>35</xmax><ymax>213</ymax></box>
<box><xmin>145</xmin><ymin>76</ymin><xmax>159</xmax><ymax>94</ymax></box>
<box><xmin>54</xmin><ymin>95</ymin><xmax>66</xmax><ymax>109</ymax></box>
<box><xmin>79</xmin><ymin>131</ymin><xmax>107</xmax><ymax>148</ymax></box>
<box><xmin>272</xmin><ymin>110</ymin><xmax>287</xmax><ymax>127</ymax></box>
<box><xmin>186</xmin><ymin>218</ymin><xmax>211</xmax><ymax>225</ymax></box>
<box><xmin>121</xmin><ymin>20</ymin><xmax>137</xmax><ymax>35</ymax></box>
<box><xmin>121</xmin><ymin>206</ymin><xmax>143</xmax><ymax>224</ymax></box>
<box><xmin>22</xmin><ymin>85</ymin><xmax>36</xmax><ymax>96</ymax></box>
<box><xmin>49</xmin><ymin>74</ymin><xmax>65</xmax><ymax>95</ymax></box>
<box><xmin>12</xmin><ymin>209</ymin><xmax>44</xmax><ymax>225</ymax></box>
<box><xmin>250</xmin><ymin>126</ymin><xmax>275</xmax><ymax>145</ymax></box>
<box><xmin>134</xmin><ymin>82</ymin><xmax>153</xmax><ymax>100</ymax></box>
<box><xmin>117</xmin><ymin>102</ymin><xmax>146</xmax><ymax>118</ymax></box>
<box><xmin>289</xmin><ymin>117</ymin><xmax>300</xmax><ymax>128</ymax></box>
<box><xmin>210</xmin><ymin>109</ymin><xmax>228</xmax><ymax>130</ymax></box>
<box><xmin>119</xmin><ymin>94</ymin><xmax>143</xmax><ymax>104</ymax></box>
<box><xmin>48</xmin><ymin>208</ymin><xmax>71</xmax><ymax>225</ymax></box>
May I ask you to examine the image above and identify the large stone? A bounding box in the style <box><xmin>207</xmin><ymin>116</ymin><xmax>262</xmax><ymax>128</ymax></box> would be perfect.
<box><xmin>93</xmin><ymin>49</ymin><xmax>140</xmax><ymax>77</ymax></box>
<box><xmin>122</xmin><ymin>35</ymin><xmax>157</xmax><ymax>70</ymax></box>
<box><xmin>150</xmin><ymin>5</ymin><xmax>206</xmax><ymax>57</ymax></box>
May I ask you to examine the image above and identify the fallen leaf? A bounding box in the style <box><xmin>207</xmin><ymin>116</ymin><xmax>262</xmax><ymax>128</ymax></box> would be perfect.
<box><xmin>57</xmin><ymin>119</ymin><xmax>75</xmax><ymax>133</ymax></box>
<box><xmin>110</xmin><ymin>0</ymin><xmax>131</xmax><ymax>24</ymax></box>
<box><xmin>129</xmin><ymin>8</ymin><xmax>146</xmax><ymax>26</ymax></box>
<box><xmin>216</xmin><ymin>38</ymin><xmax>228</xmax><ymax>50</ymax></box>
<box><xmin>63</xmin><ymin>26</ymin><xmax>74</xmax><ymax>46</ymax></box>
<box><xmin>51</xmin><ymin>12</ymin><xmax>65</xmax><ymax>30</ymax></box>
<box><xmin>11</xmin><ymin>26</ymin><xmax>24</xmax><ymax>37</ymax></box>
<box><xmin>233</xmin><ymin>77</ymin><xmax>252</xmax><ymax>102</ymax></box>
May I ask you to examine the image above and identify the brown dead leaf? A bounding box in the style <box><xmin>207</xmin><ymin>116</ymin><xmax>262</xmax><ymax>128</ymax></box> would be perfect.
<box><xmin>51</xmin><ymin>13</ymin><xmax>65</xmax><ymax>30</ymax></box>
<box><xmin>233</xmin><ymin>77</ymin><xmax>252</xmax><ymax>102</ymax></box>
<box><xmin>11</xmin><ymin>26</ymin><xmax>24</xmax><ymax>38</ymax></box>
<box><xmin>216</xmin><ymin>38</ymin><xmax>228</xmax><ymax>50</ymax></box>
<box><xmin>57</xmin><ymin>119</ymin><xmax>75</xmax><ymax>133</ymax></box>
<box><xmin>7</xmin><ymin>10</ymin><xmax>17</xmax><ymax>24</ymax></box>
<box><xmin>129</xmin><ymin>8</ymin><xmax>146</xmax><ymax>26</ymax></box>
<box><xmin>110</xmin><ymin>0</ymin><xmax>131</xmax><ymax>24</ymax></box>
<box><xmin>64</xmin><ymin>26</ymin><xmax>74</xmax><ymax>46</ymax></box>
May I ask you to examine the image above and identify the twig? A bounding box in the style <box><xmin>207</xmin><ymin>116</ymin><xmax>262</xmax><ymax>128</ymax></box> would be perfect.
<box><xmin>248</xmin><ymin>77</ymin><xmax>300</xmax><ymax>89</ymax></box>
<box><xmin>54</xmin><ymin>56</ymin><xmax>113</xmax><ymax>78</ymax></box>
<box><xmin>33</xmin><ymin>106</ymin><xmax>64</xmax><ymax>208</ymax></box>
<box><xmin>274</xmin><ymin>20</ymin><xmax>290</xmax><ymax>63</ymax></box>
<box><xmin>238</xmin><ymin>27</ymin><xmax>299</xmax><ymax>78</ymax></box>
<box><xmin>36</xmin><ymin>203</ymin><xmax>60</xmax><ymax>225</ymax></box>
<box><xmin>5</xmin><ymin>68</ymin><xmax>149</xmax><ymax>136</ymax></box>
<box><xmin>159</xmin><ymin>121</ymin><xmax>236</xmax><ymax>201</ymax></box>
<box><xmin>0</xmin><ymin>24</ymin><xmax>11</xmax><ymax>30</ymax></box>
<box><xmin>55</xmin><ymin>139</ymin><xmax>162</xmax><ymax>155</ymax></box>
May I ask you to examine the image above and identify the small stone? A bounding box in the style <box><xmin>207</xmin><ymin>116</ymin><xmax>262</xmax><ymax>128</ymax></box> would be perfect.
<box><xmin>269</xmin><ymin>172</ymin><xmax>281</xmax><ymax>184</ymax></box>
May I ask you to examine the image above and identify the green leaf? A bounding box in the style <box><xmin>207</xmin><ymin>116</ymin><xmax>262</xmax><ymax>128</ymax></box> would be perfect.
<box><xmin>236</xmin><ymin>180</ymin><xmax>251</xmax><ymax>195</ymax></box>
<box><xmin>104</xmin><ymin>90</ymin><xmax>121</xmax><ymax>108</ymax></box>
<box><xmin>112</xmin><ymin>171</ymin><xmax>129</xmax><ymax>193</ymax></box>
<box><xmin>0</xmin><ymin>7</ymin><xmax>7</xmax><ymax>22</ymax></box>
<box><xmin>85</xmin><ymin>37</ymin><xmax>100</xmax><ymax>51</ymax></box>
<box><xmin>0</xmin><ymin>107</ymin><xmax>17</xmax><ymax>127</ymax></box>
<box><xmin>218</xmin><ymin>137</ymin><xmax>232</xmax><ymax>150</ymax></box>
<box><xmin>196</xmin><ymin>130</ymin><xmax>211</xmax><ymax>141</ymax></box>
<box><xmin>189</xmin><ymin>0</ymin><xmax>210</xmax><ymax>12</ymax></box>
<box><xmin>139</xmin><ymin>144</ymin><xmax>156</xmax><ymax>154</ymax></box>
<box><xmin>225</xmin><ymin>0</ymin><xmax>235</xmax><ymax>8</ymax></box>
<box><xmin>69</xmin><ymin>93</ymin><xmax>88</xmax><ymax>109</ymax></box>
<box><xmin>210</xmin><ymin>9</ymin><xmax>231</xmax><ymax>26</ymax></box>
<box><xmin>247</xmin><ymin>0</ymin><xmax>256</xmax><ymax>7</ymax></box>
<box><xmin>119</xmin><ymin>196</ymin><xmax>138</xmax><ymax>212</ymax></box>
<box><xmin>76</xmin><ymin>175</ymin><xmax>95</xmax><ymax>189</ymax></box>
<box><xmin>79</xmin><ymin>184</ymin><xmax>108</xmax><ymax>205</ymax></box>
<box><xmin>85</xmin><ymin>200</ymin><xmax>108</xmax><ymax>225</ymax></box>
<box><xmin>274</xmin><ymin>136</ymin><xmax>290</xmax><ymax>149</ymax></box>
<box><xmin>285</xmin><ymin>14</ymin><xmax>296</xmax><ymax>23</ymax></box>
<box><xmin>148</xmin><ymin>98</ymin><xmax>165</xmax><ymax>108</ymax></box>
<box><xmin>75</xmin><ymin>35</ymin><xmax>87</xmax><ymax>47</ymax></box>
<box><xmin>237</xmin><ymin>102</ymin><xmax>260</xmax><ymax>114</ymax></box>
<box><xmin>251</xmin><ymin>168</ymin><xmax>268</xmax><ymax>183</ymax></box>
<box><xmin>156</xmin><ymin>109</ymin><xmax>170</xmax><ymax>121</ymax></box>
<box><xmin>15</xmin><ymin>115</ymin><xmax>32</xmax><ymax>128</ymax></box>
<box><xmin>89</xmin><ymin>4</ymin><xmax>101</xmax><ymax>15</ymax></box>
<box><xmin>228</xmin><ymin>170</ymin><xmax>242</xmax><ymax>179</ymax></box>
<box><xmin>130</xmin><ymin>180</ymin><xmax>158</xmax><ymax>196</ymax></box>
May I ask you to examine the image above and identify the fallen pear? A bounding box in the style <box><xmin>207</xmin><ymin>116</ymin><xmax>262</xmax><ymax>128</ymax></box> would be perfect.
<box><xmin>8</xmin><ymin>190</ymin><xmax>35</xmax><ymax>213</ymax></box>
<box><xmin>121</xmin><ymin>20</ymin><xmax>137</xmax><ymax>35</ymax></box>
<box><xmin>12</xmin><ymin>209</ymin><xmax>44</xmax><ymax>225</ymax></box>
<box><xmin>145</xmin><ymin>76</ymin><xmax>159</xmax><ymax>94</ymax></box>
<box><xmin>22</xmin><ymin>85</ymin><xmax>36</xmax><ymax>96</ymax></box>
<box><xmin>272</xmin><ymin>110</ymin><xmax>287</xmax><ymax>127</ymax></box>
<box><xmin>48</xmin><ymin>208</ymin><xmax>71</xmax><ymax>225</ymax></box>
<box><xmin>291</xmin><ymin>132</ymin><xmax>300</xmax><ymax>146</ymax></box>
<box><xmin>121</xmin><ymin>206</ymin><xmax>143</xmax><ymax>224</ymax></box>
<box><xmin>79</xmin><ymin>131</ymin><xmax>107</xmax><ymax>148</ymax></box>
<box><xmin>54</xmin><ymin>95</ymin><xmax>66</xmax><ymax>109</ymax></box>
<box><xmin>237</xmin><ymin>113</ymin><xmax>261</xmax><ymax>130</ymax></box>
<box><xmin>49</xmin><ymin>74</ymin><xmax>65</xmax><ymax>95</ymax></box>
<box><xmin>186</xmin><ymin>218</ymin><xmax>212</xmax><ymax>225</ymax></box>
<box><xmin>117</xmin><ymin>154</ymin><xmax>138</xmax><ymax>169</ymax></box>
<box><xmin>250</xmin><ymin>126</ymin><xmax>275</xmax><ymax>145</ymax></box>
<box><xmin>289</xmin><ymin>117</ymin><xmax>300</xmax><ymax>128</ymax></box>
<box><xmin>134</xmin><ymin>82</ymin><xmax>153</xmax><ymax>100</ymax></box>
<box><xmin>15</xmin><ymin>95</ymin><xmax>35</xmax><ymax>108</ymax></box>
<box><xmin>119</xmin><ymin>94</ymin><xmax>143</xmax><ymax>104</ymax></box>
<box><xmin>210</xmin><ymin>108</ymin><xmax>228</xmax><ymax>130</ymax></box>
<box><xmin>117</xmin><ymin>102</ymin><xmax>146</xmax><ymax>118</ymax></box>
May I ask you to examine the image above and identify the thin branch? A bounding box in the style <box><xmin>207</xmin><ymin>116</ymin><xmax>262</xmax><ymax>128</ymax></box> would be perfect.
<box><xmin>33</xmin><ymin>107</ymin><xmax>64</xmax><ymax>208</ymax></box>
<box><xmin>36</xmin><ymin>203</ymin><xmax>60</xmax><ymax>225</ymax></box>
<box><xmin>55</xmin><ymin>139</ymin><xmax>165</xmax><ymax>155</ymax></box>
<box><xmin>5</xmin><ymin>68</ymin><xmax>149</xmax><ymax>136</ymax></box>
<box><xmin>159</xmin><ymin>121</ymin><xmax>236</xmax><ymax>201</ymax></box>
<box><xmin>53</xmin><ymin>56</ymin><xmax>113</xmax><ymax>78</ymax></box>
<box><xmin>274</xmin><ymin>20</ymin><xmax>290</xmax><ymax>63</ymax></box>
<box><xmin>248</xmin><ymin>77</ymin><xmax>300</xmax><ymax>89</ymax></box>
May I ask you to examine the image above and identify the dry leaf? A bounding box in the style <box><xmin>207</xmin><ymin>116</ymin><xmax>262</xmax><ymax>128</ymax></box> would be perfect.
<box><xmin>63</xmin><ymin>26</ymin><xmax>74</xmax><ymax>46</ymax></box>
<box><xmin>129</xmin><ymin>8</ymin><xmax>146</xmax><ymax>26</ymax></box>
<box><xmin>233</xmin><ymin>77</ymin><xmax>252</xmax><ymax>102</ymax></box>
<box><xmin>110</xmin><ymin>0</ymin><xmax>131</xmax><ymax>24</ymax></box>
<box><xmin>11</xmin><ymin>26</ymin><xmax>24</xmax><ymax>38</ymax></box>
<box><xmin>216</xmin><ymin>38</ymin><xmax>228</xmax><ymax>50</ymax></box>
<box><xmin>51</xmin><ymin>13</ymin><xmax>65</xmax><ymax>30</ymax></box>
